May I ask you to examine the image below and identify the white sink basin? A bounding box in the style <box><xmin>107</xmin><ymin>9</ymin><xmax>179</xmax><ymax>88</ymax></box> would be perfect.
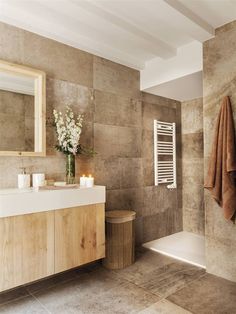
<box><xmin>0</xmin><ymin>186</ymin><xmax>106</xmax><ymax>218</ymax></box>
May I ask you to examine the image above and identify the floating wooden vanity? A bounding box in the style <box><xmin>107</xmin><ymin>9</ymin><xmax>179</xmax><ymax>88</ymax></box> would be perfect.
<box><xmin>0</xmin><ymin>186</ymin><xmax>105</xmax><ymax>292</ymax></box>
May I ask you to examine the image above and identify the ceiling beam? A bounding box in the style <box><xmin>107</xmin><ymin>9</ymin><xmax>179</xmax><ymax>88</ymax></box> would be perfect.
<box><xmin>72</xmin><ymin>0</ymin><xmax>176</xmax><ymax>59</ymax></box>
<box><xmin>0</xmin><ymin>2</ymin><xmax>145</xmax><ymax>70</ymax></box>
<box><xmin>164</xmin><ymin>0</ymin><xmax>215</xmax><ymax>41</ymax></box>
<box><xmin>141</xmin><ymin>41</ymin><xmax>202</xmax><ymax>90</ymax></box>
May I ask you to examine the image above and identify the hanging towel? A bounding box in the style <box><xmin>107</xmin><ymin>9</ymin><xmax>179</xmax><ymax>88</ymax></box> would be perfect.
<box><xmin>204</xmin><ymin>96</ymin><xmax>236</xmax><ymax>221</ymax></box>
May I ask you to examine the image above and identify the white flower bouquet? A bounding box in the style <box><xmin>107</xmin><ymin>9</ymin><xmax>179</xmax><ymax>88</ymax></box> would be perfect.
<box><xmin>53</xmin><ymin>106</ymin><xmax>94</xmax><ymax>184</ymax></box>
<box><xmin>53</xmin><ymin>106</ymin><xmax>86</xmax><ymax>155</ymax></box>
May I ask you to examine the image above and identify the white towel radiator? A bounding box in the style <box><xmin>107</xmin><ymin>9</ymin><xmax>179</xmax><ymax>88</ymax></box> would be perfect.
<box><xmin>154</xmin><ymin>120</ymin><xmax>177</xmax><ymax>189</ymax></box>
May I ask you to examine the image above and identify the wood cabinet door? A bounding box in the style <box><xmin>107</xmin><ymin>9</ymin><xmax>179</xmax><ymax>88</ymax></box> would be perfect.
<box><xmin>55</xmin><ymin>204</ymin><xmax>105</xmax><ymax>273</ymax></box>
<box><xmin>0</xmin><ymin>211</ymin><xmax>54</xmax><ymax>291</ymax></box>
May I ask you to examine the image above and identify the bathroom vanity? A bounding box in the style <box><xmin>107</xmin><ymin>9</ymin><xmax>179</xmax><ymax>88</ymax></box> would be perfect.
<box><xmin>0</xmin><ymin>186</ymin><xmax>105</xmax><ymax>292</ymax></box>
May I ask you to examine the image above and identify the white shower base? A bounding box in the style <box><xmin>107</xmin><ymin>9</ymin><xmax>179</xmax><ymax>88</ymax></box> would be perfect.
<box><xmin>143</xmin><ymin>231</ymin><xmax>206</xmax><ymax>268</ymax></box>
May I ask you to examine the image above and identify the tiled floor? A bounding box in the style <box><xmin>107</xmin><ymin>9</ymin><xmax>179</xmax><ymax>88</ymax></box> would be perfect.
<box><xmin>0</xmin><ymin>248</ymin><xmax>236</xmax><ymax>314</ymax></box>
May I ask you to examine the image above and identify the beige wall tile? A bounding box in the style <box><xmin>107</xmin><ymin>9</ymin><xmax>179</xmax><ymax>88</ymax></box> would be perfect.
<box><xmin>142</xmin><ymin>158</ymin><xmax>154</xmax><ymax>187</ymax></box>
<box><xmin>142</xmin><ymin>130</ymin><xmax>153</xmax><ymax>160</ymax></box>
<box><xmin>46</xmin><ymin>78</ymin><xmax>94</xmax><ymax>120</ymax></box>
<box><xmin>0</xmin><ymin>22</ymin><xmax>93</xmax><ymax>88</ymax></box>
<box><xmin>182</xmin><ymin>133</ymin><xmax>203</xmax><ymax>160</ymax></box>
<box><xmin>94</xmin><ymin>124</ymin><xmax>120</xmax><ymax>158</ymax></box>
<box><xmin>106</xmin><ymin>188</ymin><xmax>144</xmax><ymax>217</ymax></box>
<box><xmin>93</xmin><ymin>157</ymin><xmax>121</xmax><ymax>190</ymax></box>
<box><xmin>206</xmin><ymin>236</ymin><xmax>236</xmax><ymax>282</ymax></box>
<box><xmin>181</xmin><ymin>98</ymin><xmax>203</xmax><ymax>134</ymax></box>
<box><xmin>142</xmin><ymin>92</ymin><xmax>179</xmax><ymax>109</ymax></box>
<box><xmin>142</xmin><ymin>101</ymin><xmax>177</xmax><ymax>131</ymax></box>
<box><xmin>93</xmin><ymin>56</ymin><xmax>140</xmax><ymax>99</ymax></box>
<box><xmin>141</xmin><ymin>93</ymin><xmax>182</xmax><ymax>242</ymax></box>
<box><xmin>0</xmin><ymin>22</ymin><xmax>25</xmax><ymax>64</ymax></box>
<box><xmin>119</xmin><ymin>158</ymin><xmax>143</xmax><ymax>189</ymax></box>
<box><xmin>183</xmin><ymin>207</ymin><xmax>205</xmax><ymax>235</ymax></box>
<box><xmin>204</xmin><ymin>191</ymin><xmax>236</xmax><ymax>242</ymax></box>
<box><xmin>143</xmin><ymin>186</ymin><xmax>177</xmax><ymax>217</ymax></box>
<box><xmin>119</xmin><ymin>126</ymin><xmax>142</xmax><ymax>158</ymax></box>
<box><xmin>203</xmin><ymin>21</ymin><xmax>236</xmax><ymax>281</ymax></box>
<box><xmin>143</xmin><ymin>209</ymin><xmax>176</xmax><ymax>243</ymax></box>
<box><xmin>182</xmin><ymin>182</ymin><xmax>204</xmax><ymax>211</ymax></box>
<box><xmin>204</xmin><ymin>22</ymin><xmax>236</xmax><ymax>99</ymax></box>
<box><xmin>182</xmin><ymin>160</ymin><xmax>204</xmax><ymax>185</ymax></box>
<box><xmin>181</xmin><ymin>97</ymin><xmax>204</xmax><ymax>236</ymax></box>
<box><xmin>23</xmin><ymin>32</ymin><xmax>93</xmax><ymax>87</ymax></box>
<box><xmin>135</xmin><ymin>217</ymin><xmax>143</xmax><ymax>246</ymax></box>
<box><xmin>94</xmin><ymin>90</ymin><xmax>142</xmax><ymax>127</ymax></box>
<box><xmin>94</xmin><ymin>123</ymin><xmax>141</xmax><ymax>159</ymax></box>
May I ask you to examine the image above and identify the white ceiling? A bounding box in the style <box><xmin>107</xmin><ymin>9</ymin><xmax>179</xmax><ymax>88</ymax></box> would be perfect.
<box><xmin>0</xmin><ymin>0</ymin><xmax>235</xmax><ymax>100</ymax></box>
<box><xmin>178</xmin><ymin>0</ymin><xmax>236</xmax><ymax>29</ymax></box>
<box><xmin>145</xmin><ymin>71</ymin><xmax>203</xmax><ymax>101</ymax></box>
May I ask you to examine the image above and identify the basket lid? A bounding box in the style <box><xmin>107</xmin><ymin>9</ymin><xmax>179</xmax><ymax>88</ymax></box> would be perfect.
<box><xmin>105</xmin><ymin>210</ymin><xmax>136</xmax><ymax>223</ymax></box>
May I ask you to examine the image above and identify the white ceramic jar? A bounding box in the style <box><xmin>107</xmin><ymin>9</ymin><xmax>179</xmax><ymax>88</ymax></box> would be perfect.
<box><xmin>32</xmin><ymin>173</ymin><xmax>45</xmax><ymax>188</ymax></box>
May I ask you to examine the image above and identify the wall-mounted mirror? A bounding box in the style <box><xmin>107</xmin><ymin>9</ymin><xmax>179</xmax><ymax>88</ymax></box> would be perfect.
<box><xmin>0</xmin><ymin>60</ymin><xmax>46</xmax><ymax>156</ymax></box>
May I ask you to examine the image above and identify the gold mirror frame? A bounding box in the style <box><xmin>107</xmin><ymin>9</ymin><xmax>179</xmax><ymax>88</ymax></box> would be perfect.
<box><xmin>0</xmin><ymin>60</ymin><xmax>46</xmax><ymax>157</ymax></box>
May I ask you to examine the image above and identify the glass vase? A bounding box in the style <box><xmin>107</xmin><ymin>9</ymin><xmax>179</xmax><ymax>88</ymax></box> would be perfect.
<box><xmin>66</xmin><ymin>154</ymin><xmax>75</xmax><ymax>184</ymax></box>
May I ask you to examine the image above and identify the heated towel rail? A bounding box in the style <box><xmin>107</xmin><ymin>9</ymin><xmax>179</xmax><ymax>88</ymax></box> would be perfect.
<box><xmin>154</xmin><ymin>120</ymin><xmax>177</xmax><ymax>189</ymax></box>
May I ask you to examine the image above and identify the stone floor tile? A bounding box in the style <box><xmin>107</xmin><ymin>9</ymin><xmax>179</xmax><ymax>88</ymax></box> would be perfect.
<box><xmin>167</xmin><ymin>273</ymin><xmax>236</xmax><ymax>314</ymax></box>
<box><xmin>138</xmin><ymin>299</ymin><xmax>192</xmax><ymax>314</ymax></box>
<box><xmin>26</xmin><ymin>267</ymin><xmax>87</xmax><ymax>294</ymax></box>
<box><xmin>1</xmin><ymin>250</ymin><xmax>235</xmax><ymax>314</ymax></box>
<box><xmin>133</xmin><ymin>261</ymin><xmax>205</xmax><ymax>297</ymax></box>
<box><xmin>32</xmin><ymin>269</ymin><xmax>125</xmax><ymax>312</ymax></box>
<box><xmin>86</xmin><ymin>281</ymin><xmax>160</xmax><ymax>314</ymax></box>
<box><xmin>33</xmin><ymin>268</ymin><xmax>159</xmax><ymax>314</ymax></box>
<box><xmin>114</xmin><ymin>248</ymin><xmax>174</xmax><ymax>283</ymax></box>
<box><xmin>0</xmin><ymin>295</ymin><xmax>48</xmax><ymax>314</ymax></box>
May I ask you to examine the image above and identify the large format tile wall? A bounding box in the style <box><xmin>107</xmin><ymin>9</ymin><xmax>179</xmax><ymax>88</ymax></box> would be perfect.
<box><xmin>0</xmin><ymin>22</ymin><xmax>182</xmax><ymax>245</ymax></box>
<box><xmin>141</xmin><ymin>93</ymin><xmax>182</xmax><ymax>243</ymax></box>
<box><xmin>181</xmin><ymin>98</ymin><xmax>204</xmax><ymax>235</ymax></box>
<box><xmin>203</xmin><ymin>20</ymin><xmax>236</xmax><ymax>281</ymax></box>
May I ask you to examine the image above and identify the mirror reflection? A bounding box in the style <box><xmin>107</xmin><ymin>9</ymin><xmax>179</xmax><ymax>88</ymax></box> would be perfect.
<box><xmin>0</xmin><ymin>71</ymin><xmax>35</xmax><ymax>152</ymax></box>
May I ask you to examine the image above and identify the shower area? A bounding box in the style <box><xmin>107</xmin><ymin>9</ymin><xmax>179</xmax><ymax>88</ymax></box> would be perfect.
<box><xmin>142</xmin><ymin>97</ymin><xmax>205</xmax><ymax>269</ymax></box>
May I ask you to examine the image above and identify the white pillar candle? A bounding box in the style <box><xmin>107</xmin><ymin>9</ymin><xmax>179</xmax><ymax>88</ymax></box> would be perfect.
<box><xmin>80</xmin><ymin>175</ymin><xmax>87</xmax><ymax>187</ymax></box>
<box><xmin>86</xmin><ymin>175</ymin><xmax>94</xmax><ymax>188</ymax></box>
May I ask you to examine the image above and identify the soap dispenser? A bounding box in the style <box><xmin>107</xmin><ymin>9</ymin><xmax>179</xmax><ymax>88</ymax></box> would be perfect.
<box><xmin>18</xmin><ymin>167</ymin><xmax>30</xmax><ymax>189</ymax></box>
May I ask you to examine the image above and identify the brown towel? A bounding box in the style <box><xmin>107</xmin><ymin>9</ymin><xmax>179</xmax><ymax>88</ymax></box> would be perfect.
<box><xmin>204</xmin><ymin>96</ymin><xmax>236</xmax><ymax>221</ymax></box>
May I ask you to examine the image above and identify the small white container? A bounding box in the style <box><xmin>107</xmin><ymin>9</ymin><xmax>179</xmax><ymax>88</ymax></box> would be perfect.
<box><xmin>32</xmin><ymin>173</ymin><xmax>45</xmax><ymax>188</ymax></box>
<box><xmin>18</xmin><ymin>168</ymin><xmax>30</xmax><ymax>189</ymax></box>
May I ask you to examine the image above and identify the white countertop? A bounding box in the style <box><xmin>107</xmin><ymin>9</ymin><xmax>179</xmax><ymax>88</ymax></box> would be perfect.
<box><xmin>0</xmin><ymin>186</ymin><xmax>106</xmax><ymax>218</ymax></box>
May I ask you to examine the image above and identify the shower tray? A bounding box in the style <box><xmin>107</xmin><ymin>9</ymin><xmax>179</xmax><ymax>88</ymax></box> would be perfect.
<box><xmin>143</xmin><ymin>231</ymin><xmax>206</xmax><ymax>268</ymax></box>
